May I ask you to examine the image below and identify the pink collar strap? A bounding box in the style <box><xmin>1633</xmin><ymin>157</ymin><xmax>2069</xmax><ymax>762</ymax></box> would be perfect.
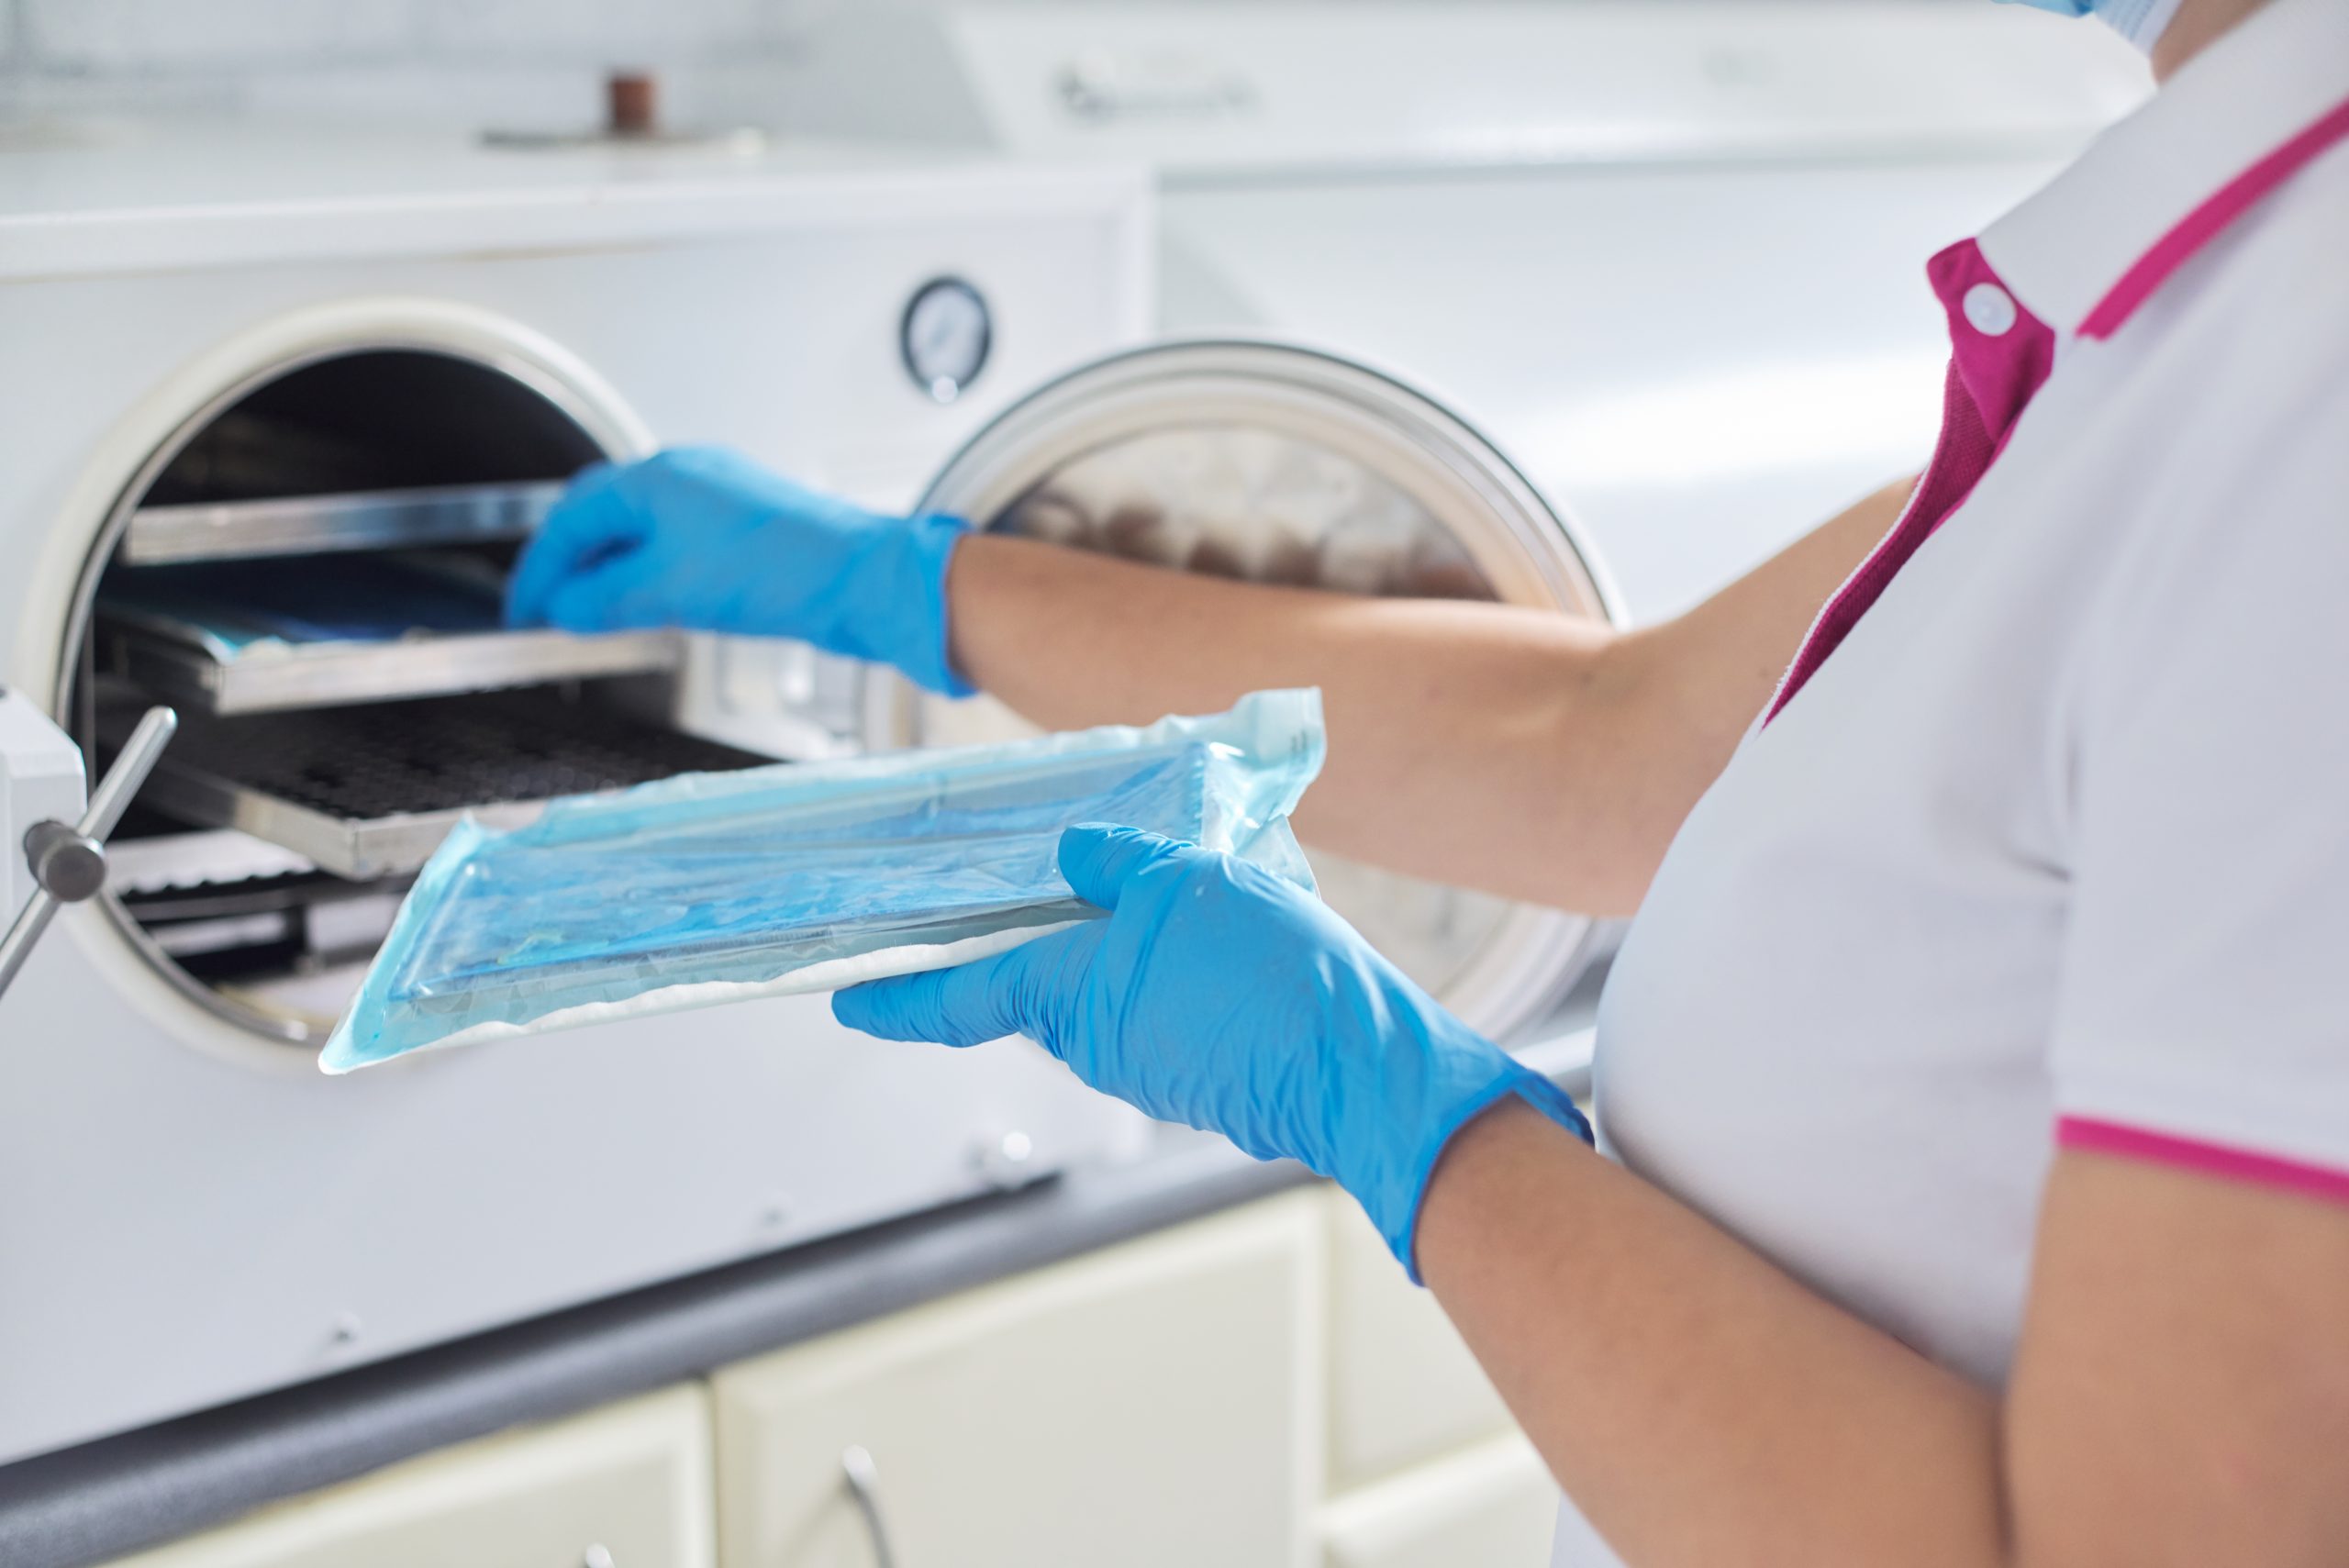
<box><xmin>1764</xmin><ymin>90</ymin><xmax>2349</xmax><ymax>727</ymax></box>
<box><xmin>1762</xmin><ymin>239</ymin><xmax>2054</xmax><ymax>727</ymax></box>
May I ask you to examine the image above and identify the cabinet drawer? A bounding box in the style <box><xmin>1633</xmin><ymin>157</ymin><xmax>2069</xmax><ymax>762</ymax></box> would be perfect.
<box><xmin>712</xmin><ymin>1195</ymin><xmax>1322</xmax><ymax>1568</ymax></box>
<box><xmin>1325</xmin><ymin>1192</ymin><xmax>1514</xmax><ymax>1488</ymax></box>
<box><xmin>106</xmin><ymin>1385</ymin><xmax>713</xmax><ymax>1568</ymax></box>
<box><xmin>1319</xmin><ymin>1435</ymin><xmax>1557</xmax><ymax>1568</ymax></box>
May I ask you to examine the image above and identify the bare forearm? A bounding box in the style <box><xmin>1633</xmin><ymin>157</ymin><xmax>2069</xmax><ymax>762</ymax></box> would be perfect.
<box><xmin>1419</xmin><ymin>1103</ymin><xmax>2006</xmax><ymax>1568</ymax></box>
<box><xmin>945</xmin><ymin>478</ymin><xmax>1911</xmax><ymax>914</ymax></box>
<box><xmin>949</xmin><ymin>534</ymin><xmax>1647</xmax><ymax>906</ymax></box>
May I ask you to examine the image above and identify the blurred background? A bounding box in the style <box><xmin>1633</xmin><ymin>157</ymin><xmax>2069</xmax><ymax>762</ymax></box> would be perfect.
<box><xmin>0</xmin><ymin>7</ymin><xmax>2148</xmax><ymax>1568</ymax></box>
<box><xmin>0</xmin><ymin>0</ymin><xmax>2152</xmax><ymax>617</ymax></box>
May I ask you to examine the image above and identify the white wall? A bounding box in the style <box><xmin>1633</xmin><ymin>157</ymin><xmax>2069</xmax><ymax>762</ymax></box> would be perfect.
<box><xmin>0</xmin><ymin>1</ymin><xmax>1983</xmax><ymax>142</ymax></box>
<box><xmin>0</xmin><ymin>0</ymin><xmax>830</xmax><ymax>128</ymax></box>
<box><xmin>5</xmin><ymin>0</ymin><xmax>811</xmax><ymax>80</ymax></box>
<box><xmin>0</xmin><ymin>0</ymin><xmax>1244</xmax><ymax>142</ymax></box>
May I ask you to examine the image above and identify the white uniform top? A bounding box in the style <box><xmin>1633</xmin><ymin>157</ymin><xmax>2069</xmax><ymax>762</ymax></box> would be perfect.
<box><xmin>1554</xmin><ymin>1</ymin><xmax>2349</xmax><ymax>1561</ymax></box>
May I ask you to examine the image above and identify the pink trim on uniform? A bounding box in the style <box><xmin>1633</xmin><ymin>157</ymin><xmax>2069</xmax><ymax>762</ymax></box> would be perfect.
<box><xmin>2081</xmin><ymin>95</ymin><xmax>2349</xmax><ymax>340</ymax></box>
<box><xmin>2058</xmin><ymin>1116</ymin><xmax>2349</xmax><ymax>1207</ymax></box>
<box><xmin>1765</xmin><ymin>92</ymin><xmax>2349</xmax><ymax>725</ymax></box>
<box><xmin>1765</xmin><ymin>240</ymin><xmax>2054</xmax><ymax>723</ymax></box>
<box><xmin>1930</xmin><ymin>239</ymin><xmax>2060</xmax><ymax>433</ymax></box>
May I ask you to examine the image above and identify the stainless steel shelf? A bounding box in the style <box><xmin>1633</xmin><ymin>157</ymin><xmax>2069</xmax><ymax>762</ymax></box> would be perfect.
<box><xmin>120</xmin><ymin>481</ymin><xmax>564</xmax><ymax>565</ymax></box>
<box><xmin>116</xmin><ymin>693</ymin><xmax>773</xmax><ymax>881</ymax></box>
<box><xmin>104</xmin><ymin>828</ymin><xmax>317</xmax><ymax>896</ymax></box>
<box><xmin>102</xmin><ymin>622</ymin><xmax>685</xmax><ymax>716</ymax></box>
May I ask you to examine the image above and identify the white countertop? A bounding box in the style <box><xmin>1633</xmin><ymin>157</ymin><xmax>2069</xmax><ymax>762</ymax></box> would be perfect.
<box><xmin>0</xmin><ymin>120</ymin><xmax>1146</xmax><ymax>279</ymax></box>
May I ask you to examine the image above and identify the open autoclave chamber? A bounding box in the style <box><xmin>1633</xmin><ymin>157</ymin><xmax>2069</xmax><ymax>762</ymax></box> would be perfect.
<box><xmin>66</xmin><ymin>347</ymin><xmax>747</xmax><ymax>1040</ymax></box>
<box><xmin>63</xmin><ymin>338</ymin><xmax>1619</xmax><ymax>1060</ymax></box>
<box><xmin>0</xmin><ymin>142</ymin><xmax>1190</xmax><ymax>1472</ymax></box>
<box><xmin>10</xmin><ymin>290</ymin><xmax>1616</xmax><ymax>1477</ymax></box>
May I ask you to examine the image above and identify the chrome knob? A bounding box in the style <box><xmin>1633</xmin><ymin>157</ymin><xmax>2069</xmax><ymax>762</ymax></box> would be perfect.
<box><xmin>24</xmin><ymin>820</ymin><xmax>105</xmax><ymax>903</ymax></box>
<box><xmin>0</xmin><ymin>706</ymin><xmax>176</xmax><ymax>1004</ymax></box>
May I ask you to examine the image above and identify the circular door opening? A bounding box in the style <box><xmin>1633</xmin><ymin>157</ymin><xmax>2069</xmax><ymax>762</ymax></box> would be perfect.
<box><xmin>900</xmin><ymin>341</ymin><xmax>1622</xmax><ymax>1043</ymax></box>
<box><xmin>138</xmin><ymin>350</ymin><xmax>607</xmax><ymax>506</ymax></box>
<box><xmin>58</xmin><ymin>343</ymin><xmax>637</xmax><ymax>1049</ymax></box>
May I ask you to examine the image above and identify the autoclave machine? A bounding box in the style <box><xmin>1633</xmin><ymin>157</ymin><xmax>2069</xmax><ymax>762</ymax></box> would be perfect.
<box><xmin>0</xmin><ymin>124</ymin><xmax>1622</xmax><ymax>1465</ymax></box>
<box><xmin>0</xmin><ymin>127</ymin><xmax>1164</xmax><ymax>1465</ymax></box>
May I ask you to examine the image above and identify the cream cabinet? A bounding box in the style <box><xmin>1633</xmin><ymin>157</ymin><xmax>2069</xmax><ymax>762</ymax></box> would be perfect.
<box><xmin>106</xmin><ymin>1386</ymin><xmax>712</xmax><ymax>1568</ymax></box>
<box><xmin>1317</xmin><ymin>1191</ymin><xmax>1555</xmax><ymax>1567</ymax></box>
<box><xmin>96</xmin><ymin>1187</ymin><xmax>1561</xmax><ymax>1568</ymax></box>
<box><xmin>1319</xmin><ymin>1435</ymin><xmax>1558</xmax><ymax>1568</ymax></box>
<box><xmin>711</xmin><ymin>1195</ymin><xmax>1323</xmax><ymax>1568</ymax></box>
<box><xmin>1322</xmin><ymin>1193</ymin><xmax>1517</xmax><ymax>1489</ymax></box>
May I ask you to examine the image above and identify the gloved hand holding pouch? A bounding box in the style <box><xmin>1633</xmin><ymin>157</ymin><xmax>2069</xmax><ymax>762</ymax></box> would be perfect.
<box><xmin>322</xmin><ymin>689</ymin><xmax>1324</xmax><ymax>1073</ymax></box>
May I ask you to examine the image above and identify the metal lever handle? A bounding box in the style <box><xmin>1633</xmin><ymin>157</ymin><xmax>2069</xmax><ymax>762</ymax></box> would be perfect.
<box><xmin>0</xmin><ymin>706</ymin><xmax>176</xmax><ymax>1002</ymax></box>
<box><xmin>841</xmin><ymin>1445</ymin><xmax>900</xmax><ymax>1568</ymax></box>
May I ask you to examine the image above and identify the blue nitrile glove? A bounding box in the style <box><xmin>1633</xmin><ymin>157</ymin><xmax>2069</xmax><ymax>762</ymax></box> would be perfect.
<box><xmin>505</xmin><ymin>446</ymin><xmax>974</xmax><ymax>697</ymax></box>
<box><xmin>835</xmin><ymin>824</ymin><xmax>1592</xmax><ymax>1279</ymax></box>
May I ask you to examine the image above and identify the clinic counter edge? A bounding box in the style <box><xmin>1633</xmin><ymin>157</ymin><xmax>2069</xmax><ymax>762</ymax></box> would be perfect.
<box><xmin>0</xmin><ymin>1017</ymin><xmax>1596</xmax><ymax>1568</ymax></box>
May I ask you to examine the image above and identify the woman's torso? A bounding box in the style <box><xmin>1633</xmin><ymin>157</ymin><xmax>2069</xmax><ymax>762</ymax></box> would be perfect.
<box><xmin>1556</xmin><ymin>9</ymin><xmax>2349</xmax><ymax>1552</ymax></box>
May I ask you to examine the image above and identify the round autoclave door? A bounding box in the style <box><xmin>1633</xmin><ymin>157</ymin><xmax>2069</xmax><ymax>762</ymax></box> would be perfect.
<box><xmin>881</xmin><ymin>340</ymin><xmax>1624</xmax><ymax>1043</ymax></box>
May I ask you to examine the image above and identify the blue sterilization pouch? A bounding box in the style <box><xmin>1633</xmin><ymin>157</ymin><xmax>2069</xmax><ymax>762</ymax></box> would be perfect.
<box><xmin>321</xmin><ymin>688</ymin><xmax>1325</xmax><ymax>1073</ymax></box>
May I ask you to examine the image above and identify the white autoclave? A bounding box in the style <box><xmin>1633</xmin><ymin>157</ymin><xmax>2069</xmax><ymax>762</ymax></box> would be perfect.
<box><xmin>0</xmin><ymin>1</ymin><xmax>2147</xmax><ymax>1465</ymax></box>
<box><xmin>0</xmin><ymin>119</ymin><xmax>1629</xmax><ymax>1470</ymax></box>
<box><xmin>0</xmin><ymin>128</ymin><xmax>1157</xmax><ymax>1465</ymax></box>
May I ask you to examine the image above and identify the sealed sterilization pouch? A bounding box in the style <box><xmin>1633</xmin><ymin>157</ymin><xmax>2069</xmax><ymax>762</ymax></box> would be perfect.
<box><xmin>320</xmin><ymin>688</ymin><xmax>1325</xmax><ymax>1073</ymax></box>
<box><xmin>98</xmin><ymin>552</ymin><xmax>504</xmax><ymax>656</ymax></box>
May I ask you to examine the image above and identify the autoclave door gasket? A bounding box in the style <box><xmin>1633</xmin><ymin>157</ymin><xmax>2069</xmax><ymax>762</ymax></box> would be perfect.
<box><xmin>896</xmin><ymin>338</ymin><xmax>1628</xmax><ymax>1046</ymax></box>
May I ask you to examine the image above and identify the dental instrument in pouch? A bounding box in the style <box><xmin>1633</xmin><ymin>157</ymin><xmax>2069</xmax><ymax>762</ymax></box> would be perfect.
<box><xmin>0</xmin><ymin>702</ymin><xmax>177</xmax><ymax>1003</ymax></box>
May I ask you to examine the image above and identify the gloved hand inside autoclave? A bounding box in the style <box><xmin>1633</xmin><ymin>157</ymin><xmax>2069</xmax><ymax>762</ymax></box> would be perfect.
<box><xmin>505</xmin><ymin>446</ymin><xmax>973</xmax><ymax>696</ymax></box>
<box><xmin>837</xmin><ymin>824</ymin><xmax>1593</xmax><ymax>1277</ymax></box>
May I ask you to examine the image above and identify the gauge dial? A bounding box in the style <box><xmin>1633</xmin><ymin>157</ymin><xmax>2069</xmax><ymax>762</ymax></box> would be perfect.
<box><xmin>900</xmin><ymin>277</ymin><xmax>993</xmax><ymax>404</ymax></box>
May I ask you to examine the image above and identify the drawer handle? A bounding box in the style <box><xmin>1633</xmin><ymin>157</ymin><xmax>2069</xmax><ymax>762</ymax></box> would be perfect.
<box><xmin>841</xmin><ymin>1445</ymin><xmax>901</xmax><ymax>1568</ymax></box>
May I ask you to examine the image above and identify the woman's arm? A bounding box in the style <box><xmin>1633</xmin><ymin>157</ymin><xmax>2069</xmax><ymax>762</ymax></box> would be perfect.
<box><xmin>510</xmin><ymin>445</ymin><xmax>1907</xmax><ymax>915</ymax></box>
<box><xmin>948</xmin><ymin>477</ymin><xmax>1909</xmax><ymax>916</ymax></box>
<box><xmin>1416</xmin><ymin>1104</ymin><xmax>2349</xmax><ymax>1567</ymax></box>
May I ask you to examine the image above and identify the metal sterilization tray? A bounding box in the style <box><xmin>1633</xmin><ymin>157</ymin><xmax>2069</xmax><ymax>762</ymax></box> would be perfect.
<box><xmin>120</xmin><ymin>481</ymin><xmax>563</xmax><ymax>565</ymax></box>
<box><xmin>95</xmin><ymin>549</ymin><xmax>685</xmax><ymax>715</ymax></box>
<box><xmin>117</xmin><ymin>692</ymin><xmax>773</xmax><ymax>880</ymax></box>
<box><xmin>101</xmin><ymin>622</ymin><xmax>685</xmax><ymax>716</ymax></box>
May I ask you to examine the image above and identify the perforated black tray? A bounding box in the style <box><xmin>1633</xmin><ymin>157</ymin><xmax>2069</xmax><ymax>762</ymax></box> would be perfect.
<box><xmin>120</xmin><ymin>691</ymin><xmax>771</xmax><ymax>880</ymax></box>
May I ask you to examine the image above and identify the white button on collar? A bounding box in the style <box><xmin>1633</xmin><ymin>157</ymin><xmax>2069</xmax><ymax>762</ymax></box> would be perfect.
<box><xmin>1963</xmin><ymin>281</ymin><xmax>2019</xmax><ymax>338</ymax></box>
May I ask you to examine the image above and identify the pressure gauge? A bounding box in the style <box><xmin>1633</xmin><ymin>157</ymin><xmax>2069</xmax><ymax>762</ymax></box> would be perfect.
<box><xmin>900</xmin><ymin>277</ymin><xmax>993</xmax><ymax>404</ymax></box>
